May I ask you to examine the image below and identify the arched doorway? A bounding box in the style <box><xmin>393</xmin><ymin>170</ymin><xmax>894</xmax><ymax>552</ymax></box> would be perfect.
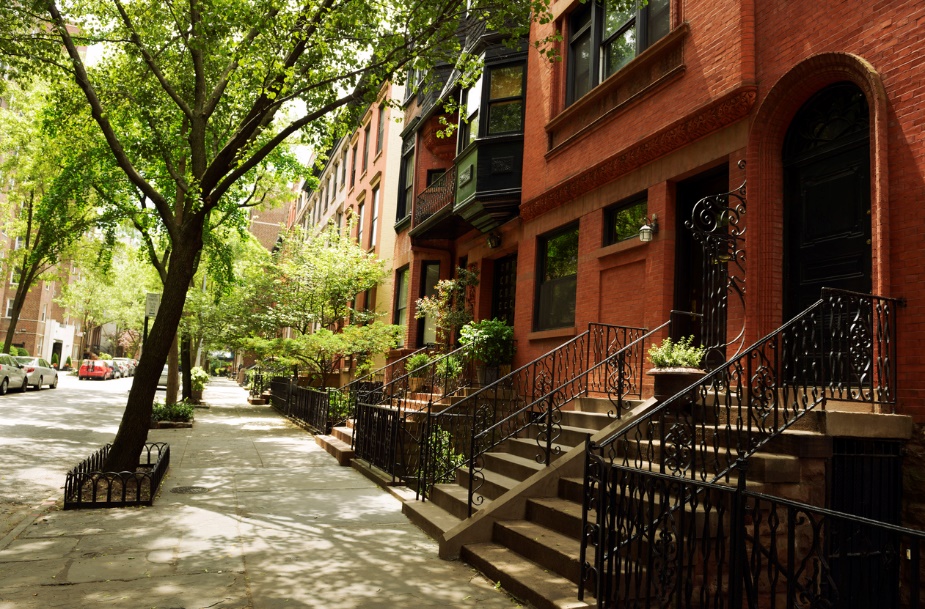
<box><xmin>782</xmin><ymin>82</ymin><xmax>871</xmax><ymax>320</ymax></box>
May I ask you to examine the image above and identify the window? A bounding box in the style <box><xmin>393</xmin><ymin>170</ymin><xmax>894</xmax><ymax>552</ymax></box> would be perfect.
<box><xmin>356</xmin><ymin>202</ymin><xmax>365</xmax><ymax>246</ymax></box>
<box><xmin>13</xmin><ymin>237</ymin><xmax>23</xmax><ymax>250</ymax></box>
<box><xmin>341</xmin><ymin>150</ymin><xmax>348</xmax><ymax>186</ymax></box>
<box><xmin>10</xmin><ymin>267</ymin><xmax>21</xmax><ymax>286</ymax></box>
<box><xmin>535</xmin><ymin>224</ymin><xmax>579</xmax><ymax>330</ymax></box>
<box><xmin>394</xmin><ymin>266</ymin><xmax>410</xmax><ymax>341</ymax></box>
<box><xmin>42</xmin><ymin>304</ymin><xmax>46</xmax><ymax>321</ymax></box>
<box><xmin>350</xmin><ymin>144</ymin><xmax>358</xmax><ymax>186</ymax></box>
<box><xmin>458</xmin><ymin>76</ymin><xmax>482</xmax><ymax>151</ymax></box>
<box><xmin>362</xmin><ymin>123</ymin><xmax>371</xmax><ymax>174</ymax></box>
<box><xmin>604</xmin><ymin>196</ymin><xmax>648</xmax><ymax>244</ymax></box>
<box><xmin>567</xmin><ymin>0</ymin><xmax>670</xmax><ymax>105</ymax></box>
<box><xmin>487</xmin><ymin>64</ymin><xmax>525</xmax><ymax>134</ymax></box>
<box><xmin>5</xmin><ymin>299</ymin><xmax>12</xmax><ymax>318</ymax></box>
<box><xmin>333</xmin><ymin>163</ymin><xmax>339</xmax><ymax>190</ymax></box>
<box><xmin>370</xmin><ymin>186</ymin><xmax>380</xmax><ymax>247</ymax></box>
<box><xmin>397</xmin><ymin>147</ymin><xmax>415</xmax><ymax>221</ymax></box>
<box><xmin>376</xmin><ymin>104</ymin><xmax>386</xmax><ymax>155</ymax></box>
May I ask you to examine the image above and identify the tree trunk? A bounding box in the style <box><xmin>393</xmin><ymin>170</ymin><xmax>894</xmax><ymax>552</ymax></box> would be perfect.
<box><xmin>3</xmin><ymin>278</ymin><xmax>30</xmax><ymax>354</ymax></box>
<box><xmin>166</xmin><ymin>334</ymin><xmax>179</xmax><ymax>404</ymax></box>
<box><xmin>104</xmin><ymin>223</ymin><xmax>203</xmax><ymax>471</ymax></box>
<box><xmin>181</xmin><ymin>331</ymin><xmax>192</xmax><ymax>401</ymax></box>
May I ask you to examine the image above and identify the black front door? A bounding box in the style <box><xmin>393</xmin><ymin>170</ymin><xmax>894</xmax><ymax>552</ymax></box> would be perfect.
<box><xmin>674</xmin><ymin>167</ymin><xmax>729</xmax><ymax>344</ymax></box>
<box><xmin>491</xmin><ymin>254</ymin><xmax>517</xmax><ymax>326</ymax></box>
<box><xmin>783</xmin><ymin>82</ymin><xmax>872</xmax><ymax>320</ymax></box>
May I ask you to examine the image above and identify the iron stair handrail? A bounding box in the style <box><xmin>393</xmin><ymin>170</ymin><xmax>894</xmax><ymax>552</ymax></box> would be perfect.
<box><xmin>579</xmin><ymin>288</ymin><xmax>902</xmax><ymax>602</ymax></box>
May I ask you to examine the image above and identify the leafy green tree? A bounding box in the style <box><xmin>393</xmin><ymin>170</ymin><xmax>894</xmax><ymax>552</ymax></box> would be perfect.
<box><xmin>415</xmin><ymin>267</ymin><xmax>480</xmax><ymax>351</ymax></box>
<box><xmin>0</xmin><ymin>0</ymin><xmax>545</xmax><ymax>469</ymax></box>
<box><xmin>0</xmin><ymin>79</ymin><xmax>122</xmax><ymax>354</ymax></box>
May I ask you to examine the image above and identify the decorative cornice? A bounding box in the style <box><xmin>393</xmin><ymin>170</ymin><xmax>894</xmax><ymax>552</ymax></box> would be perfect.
<box><xmin>521</xmin><ymin>85</ymin><xmax>757</xmax><ymax>222</ymax></box>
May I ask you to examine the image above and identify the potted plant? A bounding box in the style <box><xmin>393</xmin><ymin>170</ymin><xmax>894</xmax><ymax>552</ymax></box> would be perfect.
<box><xmin>189</xmin><ymin>366</ymin><xmax>210</xmax><ymax>404</ymax></box>
<box><xmin>646</xmin><ymin>336</ymin><xmax>706</xmax><ymax>401</ymax></box>
<box><xmin>460</xmin><ymin>318</ymin><xmax>515</xmax><ymax>385</ymax></box>
<box><xmin>405</xmin><ymin>352</ymin><xmax>432</xmax><ymax>393</ymax></box>
<box><xmin>64</xmin><ymin>356</ymin><xmax>72</xmax><ymax>371</ymax></box>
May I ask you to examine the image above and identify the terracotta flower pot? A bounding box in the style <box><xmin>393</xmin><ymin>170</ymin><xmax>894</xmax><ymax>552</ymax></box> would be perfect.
<box><xmin>647</xmin><ymin>367</ymin><xmax>706</xmax><ymax>402</ymax></box>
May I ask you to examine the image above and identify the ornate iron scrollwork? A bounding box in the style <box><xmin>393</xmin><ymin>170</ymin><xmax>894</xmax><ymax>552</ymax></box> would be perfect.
<box><xmin>685</xmin><ymin>160</ymin><xmax>747</xmax><ymax>369</ymax></box>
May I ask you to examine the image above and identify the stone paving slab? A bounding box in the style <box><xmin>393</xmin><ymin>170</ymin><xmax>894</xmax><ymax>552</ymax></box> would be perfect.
<box><xmin>0</xmin><ymin>379</ymin><xmax>522</xmax><ymax>608</ymax></box>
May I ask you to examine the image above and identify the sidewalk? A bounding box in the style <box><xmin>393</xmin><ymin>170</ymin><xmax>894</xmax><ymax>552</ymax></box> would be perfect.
<box><xmin>0</xmin><ymin>379</ymin><xmax>519</xmax><ymax>608</ymax></box>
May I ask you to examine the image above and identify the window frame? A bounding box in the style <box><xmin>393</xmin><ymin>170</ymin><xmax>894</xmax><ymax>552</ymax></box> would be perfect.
<box><xmin>370</xmin><ymin>185</ymin><xmax>380</xmax><ymax>248</ymax></box>
<box><xmin>566</xmin><ymin>0</ymin><xmax>670</xmax><ymax>106</ymax></box>
<box><xmin>603</xmin><ymin>194</ymin><xmax>648</xmax><ymax>245</ymax></box>
<box><xmin>397</xmin><ymin>145</ymin><xmax>415</xmax><ymax>222</ymax></box>
<box><xmin>350</xmin><ymin>144</ymin><xmax>358</xmax><ymax>187</ymax></box>
<box><xmin>376</xmin><ymin>104</ymin><xmax>386</xmax><ymax>155</ymax></box>
<box><xmin>362</xmin><ymin>123</ymin><xmax>371</xmax><ymax>174</ymax></box>
<box><xmin>393</xmin><ymin>266</ymin><xmax>410</xmax><ymax>338</ymax></box>
<box><xmin>534</xmin><ymin>223</ymin><xmax>580</xmax><ymax>331</ymax></box>
<box><xmin>485</xmin><ymin>63</ymin><xmax>527</xmax><ymax>136</ymax></box>
<box><xmin>356</xmin><ymin>202</ymin><xmax>365</xmax><ymax>246</ymax></box>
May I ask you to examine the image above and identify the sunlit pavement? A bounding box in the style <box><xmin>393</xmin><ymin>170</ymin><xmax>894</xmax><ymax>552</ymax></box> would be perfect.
<box><xmin>0</xmin><ymin>377</ymin><xmax>520</xmax><ymax>608</ymax></box>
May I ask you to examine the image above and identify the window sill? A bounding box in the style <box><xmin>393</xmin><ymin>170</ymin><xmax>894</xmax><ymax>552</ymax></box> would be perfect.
<box><xmin>596</xmin><ymin>237</ymin><xmax>648</xmax><ymax>259</ymax></box>
<box><xmin>528</xmin><ymin>326</ymin><xmax>578</xmax><ymax>341</ymax></box>
<box><xmin>394</xmin><ymin>214</ymin><xmax>412</xmax><ymax>232</ymax></box>
<box><xmin>546</xmin><ymin>23</ymin><xmax>690</xmax><ymax>156</ymax></box>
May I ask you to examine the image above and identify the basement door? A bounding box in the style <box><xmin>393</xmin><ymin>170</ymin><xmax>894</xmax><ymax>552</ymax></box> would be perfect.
<box><xmin>783</xmin><ymin>82</ymin><xmax>872</xmax><ymax>321</ymax></box>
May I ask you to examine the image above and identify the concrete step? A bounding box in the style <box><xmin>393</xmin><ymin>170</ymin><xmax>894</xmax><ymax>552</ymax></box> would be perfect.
<box><xmin>559</xmin><ymin>477</ymin><xmax>585</xmax><ymax>504</ymax></box>
<box><xmin>479</xmin><ymin>451</ymin><xmax>545</xmax><ymax>482</ymax></box>
<box><xmin>497</xmin><ymin>437</ymin><xmax>572</xmax><ymax>463</ymax></box>
<box><xmin>332</xmin><ymin>425</ymin><xmax>353</xmax><ymax>444</ymax></box>
<box><xmin>314</xmin><ymin>433</ymin><xmax>354</xmax><ymax>466</ymax></box>
<box><xmin>493</xmin><ymin>520</ymin><xmax>585</xmax><ymax>584</ymax></box>
<box><xmin>522</xmin><ymin>423</ymin><xmax>598</xmax><ymax>450</ymax></box>
<box><xmin>575</xmin><ymin>396</ymin><xmax>644</xmax><ymax>415</ymax></box>
<box><xmin>429</xmin><ymin>483</ymin><xmax>492</xmax><ymax>520</ymax></box>
<box><xmin>461</xmin><ymin>542</ymin><xmax>590</xmax><ymax>609</ymax></box>
<box><xmin>402</xmin><ymin>498</ymin><xmax>462</xmax><ymax>542</ymax></box>
<box><xmin>527</xmin><ymin>496</ymin><xmax>584</xmax><ymax>539</ymax></box>
<box><xmin>560</xmin><ymin>409</ymin><xmax>614</xmax><ymax>432</ymax></box>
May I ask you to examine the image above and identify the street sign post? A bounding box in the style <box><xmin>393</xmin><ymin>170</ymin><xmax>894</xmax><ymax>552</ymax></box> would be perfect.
<box><xmin>144</xmin><ymin>292</ymin><xmax>162</xmax><ymax>346</ymax></box>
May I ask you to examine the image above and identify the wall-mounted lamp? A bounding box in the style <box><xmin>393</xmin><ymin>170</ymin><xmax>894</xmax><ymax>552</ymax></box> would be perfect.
<box><xmin>486</xmin><ymin>232</ymin><xmax>502</xmax><ymax>249</ymax></box>
<box><xmin>638</xmin><ymin>214</ymin><xmax>659</xmax><ymax>243</ymax></box>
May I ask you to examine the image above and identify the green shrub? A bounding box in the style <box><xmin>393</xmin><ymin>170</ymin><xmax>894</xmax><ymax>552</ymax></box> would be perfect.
<box><xmin>190</xmin><ymin>366</ymin><xmax>210</xmax><ymax>391</ymax></box>
<box><xmin>328</xmin><ymin>389</ymin><xmax>351</xmax><ymax>421</ymax></box>
<box><xmin>405</xmin><ymin>352</ymin><xmax>432</xmax><ymax>376</ymax></box>
<box><xmin>435</xmin><ymin>355</ymin><xmax>462</xmax><ymax>382</ymax></box>
<box><xmin>428</xmin><ymin>426</ymin><xmax>466</xmax><ymax>480</ymax></box>
<box><xmin>648</xmin><ymin>336</ymin><xmax>705</xmax><ymax>369</ymax></box>
<box><xmin>151</xmin><ymin>400</ymin><xmax>195</xmax><ymax>422</ymax></box>
<box><xmin>98</xmin><ymin>352</ymin><xmax>112</xmax><ymax>360</ymax></box>
<box><xmin>459</xmin><ymin>318</ymin><xmax>515</xmax><ymax>366</ymax></box>
<box><xmin>51</xmin><ymin>353</ymin><xmax>60</xmax><ymax>365</ymax></box>
<box><xmin>65</xmin><ymin>356</ymin><xmax>72</xmax><ymax>368</ymax></box>
<box><xmin>16</xmin><ymin>347</ymin><xmax>29</xmax><ymax>357</ymax></box>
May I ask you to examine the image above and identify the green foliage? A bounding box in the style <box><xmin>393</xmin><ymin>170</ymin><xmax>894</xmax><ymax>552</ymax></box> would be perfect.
<box><xmin>648</xmin><ymin>336</ymin><xmax>706</xmax><ymax>369</ymax></box>
<box><xmin>459</xmin><ymin>319</ymin><xmax>515</xmax><ymax>366</ymax></box>
<box><xmin>15</xmin><ymin>347</ymin><xmax>29</xmax><ymax>357</ymax></box>
<box><xmin>98</xmin><ymin>353</ymin><xmax>113</xmax><ymax>360</ymax></box>
<box><xmin>65</xmin><ymin>356</ymin><xmax>72</xmax><ymax>367</ymax></box>
<box><xmin>406</xmin><ymin>353</ymin><xmax>433</xmax><ymax>376</ymax></box>
<box><xmin>428</xmin><ymin>426</ymin><xmax>466</xmax><ymax>480</ymax></box>
<box><xmin>415</xmin><ymin>267</ymin><xmax>479</xmax><ymax>349</ymax></box>
<box><xmin>151</xmin><ymin>400</ymin><xmax>195</xmax><ymax>423</ymax></box>
<box><xmin>328</xmin><ymin>389</ymin><xmax>351</xmax><ymax>422</ymax></box>
<box><xmin>435</xmin><ymin>355</ymin><xmax>463</xmax><ymax>382</ymax></box>
<box><xmin>190</xmin><ymin>366</ymin><xmax>210</xmax><ymax>392</ymax></box>
<box><xmin>51</xmin><ymin>353</ymin><xmax>60</xmax><ymax>365</ymax></box>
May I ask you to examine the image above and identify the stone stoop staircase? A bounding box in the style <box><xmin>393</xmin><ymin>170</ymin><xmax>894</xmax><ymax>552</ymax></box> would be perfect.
<box><xmin>404</xmin><ymin>394</ymin><xmax>848</xmax><ymax>609</ymax></box>
<box><xmin>316</xmin><ymin>388</ymin><xmax>473</xmax><ymax>470</ymax></box>
<box><xmin>315</xmin><ymin>418</ymin><xmax>355</xmax><ymax>466</ymax></box>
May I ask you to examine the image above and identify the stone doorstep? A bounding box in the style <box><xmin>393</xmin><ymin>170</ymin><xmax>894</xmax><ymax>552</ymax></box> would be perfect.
<box><xmin>247</xmin><ymin>397</ymin><xmax>266</xmax><ymax>405</ymax></box>
<box><xmin>314</xmin><ymin>433</ymin><xmax>354</xmax><ymax>466</ymax></box>
<box><xmin>821</xmin><ymin>410</ymin><xmax>914</xmax><ymax>439</ymax></box>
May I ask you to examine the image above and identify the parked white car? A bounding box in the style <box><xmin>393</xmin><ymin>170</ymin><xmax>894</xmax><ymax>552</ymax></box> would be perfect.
<box><xmin>113</xmin><ymin>357</ymin><xmax>136</xmax><ymax>377</ymax></box>
<box><xmin>0</xmin><ymin>353</ymin><xmax>28</xmax><ymax>395</ymax></box>
<box><xmin>14</xmin><ymin>357</ymin><xmax>59</xmax><ymax>390</ymax></box>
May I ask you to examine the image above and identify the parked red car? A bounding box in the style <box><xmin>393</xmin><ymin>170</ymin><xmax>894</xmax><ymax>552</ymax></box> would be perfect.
<box><xmin>78</xmin><ymin>360</ymin><xmax>114</xmax><ymax>380</ymax></box>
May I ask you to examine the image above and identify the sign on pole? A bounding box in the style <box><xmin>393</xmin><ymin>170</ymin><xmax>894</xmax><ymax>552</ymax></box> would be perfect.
<box><xmin>145</xmin><ymin>292</ymin><xmax>162</xmax><ymax>318</ymax></box>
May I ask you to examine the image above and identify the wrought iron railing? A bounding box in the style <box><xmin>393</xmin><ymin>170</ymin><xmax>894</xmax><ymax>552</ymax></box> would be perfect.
<box><xmin>269</xmin><ymin>376</ymin><xmax>292</xmax><ymax>413</ymax></box>
<box><xmin>64</xmin><ymin>442</ymin><xmax>170</xmax><ymax>509</ymax></box>
<box><xmin>460</xmin><ymin>323</ymin><xmax>655</xmax><ymax>515</ymax></box>
<box><xmin>331</xmin><ymin>346</ymin><xmax>435</xmax><ymax>438</ymax></box>
<box><xmin>580</xmin><ymin>288</ymin><xmax>902</xmax><ymax>605</ymax></box>
<box><xmin>412</xmin><ymin>165</ymin><xmax>456</xmax><ymax>228</ymax></box>
<box><xmin>353</xmin><ymin>344</ymin><xmax>478</xmax><ymax>486</ymax></box>
<box><xmin>249</xmin><ymin>369</ymin><xmax>265</xmax><ymax>398</ymax></box>
<box><xmin>289</xmin><ymin>385</ymin><xmax>331</xmax><ymax>434</ymax></box>
<box><xmin>413</xmin><ymin>323</ymin><xmax>648</xmax><ymax>511</ymax></box>
<box><xmin>583</xmin><ymin>462</ymin><xmax>924</xmax><ymax>608</ymax></box>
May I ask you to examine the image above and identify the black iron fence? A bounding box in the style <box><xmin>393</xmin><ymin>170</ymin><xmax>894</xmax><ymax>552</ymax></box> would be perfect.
<box><xmin>353</xmin><ymin>344</ymin><xmax>478</xmax><ymax>487</ymax></box>
<box><xmin>249</xmin><ymin>370</ymin><xmax>265</xmax><ymax>398</ymax></box>
<box><xmin>64</xmin><ymin>442</ymin><xmax>170</xmax><ymax>509</ymax></box>
<box><xmin>581</xmin><ymin>461</ymin><xmax>924</xmax><ymax>608</ymax></box>
<box><xmin>580</xmin><ymin>288</ymin><xmax>903</xmax><ymax>606</ymax></box>
<box><xmin>269</xmin><ymin>376</ymin><xmax>291</xmax><ymax>413</ymax></box>
<box><xmin>408</xmin><ymin>323</ymin><xmax>648</xmax><ymax>512</ymax></box>
<box><xmin>290</xmin><ymin>385</ymin><xmax>332</xmax><ymax>434</ymax></box>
